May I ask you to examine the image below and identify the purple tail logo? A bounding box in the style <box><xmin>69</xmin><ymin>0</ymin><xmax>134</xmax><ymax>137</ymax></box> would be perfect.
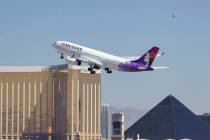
<box><xmin>144</xmin><ymin>53</ymin><xmax>150</xmax><ymax>67</ymax></box>
<box><xmin>134</xmin><ymin>47</ymin><xmax>159</xmax><ymax>67</ymax></box>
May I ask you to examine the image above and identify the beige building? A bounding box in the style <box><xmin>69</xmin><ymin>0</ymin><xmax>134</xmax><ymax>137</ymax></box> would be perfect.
<box><xmin>111</xmin><ymin>113</ymin><xmax>125</xmax><ymax>140</ymax></box>
<box><xmin>0</xmin><ymin>64</ymin><xmax>101</xmax><ymax>140</ymax></box>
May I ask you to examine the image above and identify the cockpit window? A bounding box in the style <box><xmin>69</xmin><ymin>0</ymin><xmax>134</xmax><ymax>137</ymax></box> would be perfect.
<box><xmin>54</xmin><ymin>42</ymin><xmax>57</xmax><ymax>44</ymax></box>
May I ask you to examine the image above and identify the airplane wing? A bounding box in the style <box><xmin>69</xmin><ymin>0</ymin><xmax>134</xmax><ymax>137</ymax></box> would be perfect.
<box><xmin>78</xmin><ymin>55</ymin><xmax>103</xmax><ymax>68</ymax></box>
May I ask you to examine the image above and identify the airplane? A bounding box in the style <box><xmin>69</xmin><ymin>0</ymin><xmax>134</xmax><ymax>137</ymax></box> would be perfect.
<box><xmin>52</xmin><ymin>41</ymin><xmax>167</xmax><ymax>74</ymax></box>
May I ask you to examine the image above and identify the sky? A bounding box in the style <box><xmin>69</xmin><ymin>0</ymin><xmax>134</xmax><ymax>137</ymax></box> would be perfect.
<box><xmin>0</xmin><ymin>0</ymin><xmax>210</xmax><ymax>114</ymax></box>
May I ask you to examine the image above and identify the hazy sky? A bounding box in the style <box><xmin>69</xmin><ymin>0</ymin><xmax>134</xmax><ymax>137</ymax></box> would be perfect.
<box><xmin>0</xmin><ymin>1</ymin><xmax>210</xmax><ymax>114</ymax></box>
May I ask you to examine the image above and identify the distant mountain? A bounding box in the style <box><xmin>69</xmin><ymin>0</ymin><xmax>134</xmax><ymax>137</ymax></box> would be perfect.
<box><xmin>109</xmin><ymin>106</ymin><xmax>146</xmax><ymax>129</ymax></box>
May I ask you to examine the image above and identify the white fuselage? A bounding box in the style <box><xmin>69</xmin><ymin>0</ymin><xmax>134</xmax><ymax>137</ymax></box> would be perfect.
<box><xmin>52</xmin><ymin>41</ymin><xmax>167</xmax><ymax>73</ymax></box>
<box><xmin>53</xmin><ymin>41</ymin><xmax>127</xmax><ymax>70</ymax></box>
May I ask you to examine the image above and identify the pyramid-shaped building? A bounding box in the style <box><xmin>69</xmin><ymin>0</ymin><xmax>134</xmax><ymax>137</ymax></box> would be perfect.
<box><xmin>125</xmin><ymin>95</ymin><xmax>210</xmax><ymax>140</ymax></box>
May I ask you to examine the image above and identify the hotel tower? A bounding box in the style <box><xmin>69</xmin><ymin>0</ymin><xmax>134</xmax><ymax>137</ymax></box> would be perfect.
<box><xmin>0</xmin><ymin>64</ymin><xmax>101</xmax><ymax>140</ymax></box>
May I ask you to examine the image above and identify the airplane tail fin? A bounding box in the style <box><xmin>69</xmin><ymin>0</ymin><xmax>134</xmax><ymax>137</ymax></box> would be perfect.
<box><xmin>133</xmin><ymin>47</ymin><xmax>159</xmax><ymax>67</ymax></box>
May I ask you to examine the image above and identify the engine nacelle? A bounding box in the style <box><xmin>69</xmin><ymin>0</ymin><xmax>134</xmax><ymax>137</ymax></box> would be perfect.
<box><xmin>66</xmin><ymin>56</ymin><xmax>77</xmax><ymax>64</ymax></box>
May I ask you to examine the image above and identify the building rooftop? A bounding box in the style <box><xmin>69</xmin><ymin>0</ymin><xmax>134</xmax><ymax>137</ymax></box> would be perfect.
<box><xmin>0</xmin><ymin>64</ymin><xmax>101</xmax><ymax>73</ymax></box>
<box><xmin>0</xmin><ymin>66</ymin><xmax>48</xmax><ymax>72</ymax></box>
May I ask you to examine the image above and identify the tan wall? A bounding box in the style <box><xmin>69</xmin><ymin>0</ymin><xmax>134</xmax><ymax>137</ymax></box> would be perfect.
<box><xmin>53</xmin><ymin>72</ymin><xmax>68</xmax><ymax>139</ymax></box>
<box><xmin>65</xmin><ymin>70</ymin><xmax>101</xmax><ymax>140</ymax></box>
<box><xmin>0</xmin><ymin>72</ymin><xmax>54</xmax><ymax>140</ymax></box>
<box><xmin>0</xmin><ymin>68</ymin><xmax>101</xmax><ymax>140</ymax></box>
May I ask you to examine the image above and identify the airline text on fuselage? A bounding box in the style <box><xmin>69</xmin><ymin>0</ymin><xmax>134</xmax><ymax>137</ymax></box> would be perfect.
<box><xmin>61</xmin><ymin>42</ymin><xmax>83</xmax><ymax>52</ymax></box>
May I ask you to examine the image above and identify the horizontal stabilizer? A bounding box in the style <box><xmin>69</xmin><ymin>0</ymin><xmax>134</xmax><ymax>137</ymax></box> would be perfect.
<box><xmin>152</xmin><ymin>66</ymin><xmax>168</xmax><ymax>70</ymax></box>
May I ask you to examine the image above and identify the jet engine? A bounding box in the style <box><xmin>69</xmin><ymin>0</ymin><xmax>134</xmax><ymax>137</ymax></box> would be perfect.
<box><xmin>66</xmin><ymin>56</ymin><xmax>77</xmax><ymax>64</ymax></box>
<box><xmin>66</xmin><ymin>56</ymin><xmax>82</xmax><ymax>66</ymax></box>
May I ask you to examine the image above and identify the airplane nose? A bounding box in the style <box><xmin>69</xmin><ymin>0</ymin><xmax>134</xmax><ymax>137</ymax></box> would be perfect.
<box><xmin>52</xmin><ymin>41</ymin><xmax>62</xmax><ymax>50</ymax></box>
<box><xmin>52</xmin><ymin>41</ymin><xmax>58</xmax><ymax>48</ymax></box>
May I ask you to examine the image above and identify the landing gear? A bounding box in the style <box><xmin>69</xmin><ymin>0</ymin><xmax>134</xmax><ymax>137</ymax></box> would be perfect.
<box><xmin>88</xmin><ymin>68</ymin><xmax>92</xmax><ymax>71</ymax></box>
<box><xmin>105</xmin><ymin>68</ymin><xmax>112</xmax><ymax>74</ymax></box>
<box><xmin>88</xmin><ymin>67</ymin><xmax>96</xmax><ymax>74</ymax></box>
<box><xmin>77</xmin><ymin>60</ymin><xmax>81</xmax><ymax>66</ymax></box>
<box><xmin>107</xmin><ymin>70</ymin><xmax>112</xmax><ymax>74</ymax></box>
<box><xmin>60</xmin><ymin>53</ymin><xmax>64</xmax><ymax>59</ymax></box>
<box><xmin>90</xmin><ymin>70</ymin><xmax>96</xmax><ymax>74</ymax></box>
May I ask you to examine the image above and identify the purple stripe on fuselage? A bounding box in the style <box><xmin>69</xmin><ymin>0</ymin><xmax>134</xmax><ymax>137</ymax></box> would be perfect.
<box><xmin>118</xmin><ymin>61</ymin><xmax>150</xmax><ymax>72</ymax></box>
